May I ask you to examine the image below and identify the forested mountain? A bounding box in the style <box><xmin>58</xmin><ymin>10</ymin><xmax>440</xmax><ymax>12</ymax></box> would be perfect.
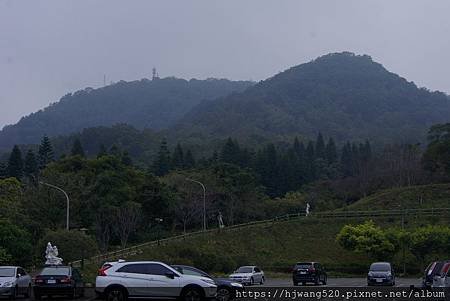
<box><xmin>173</xmin><ymin>52</ymin><xmax>450</xmax><ymax>145</ymax></box>
<box><xmin>0</xmin><ymin>77</ymin><xmax>253</xmax><ymax>150</ymax></box>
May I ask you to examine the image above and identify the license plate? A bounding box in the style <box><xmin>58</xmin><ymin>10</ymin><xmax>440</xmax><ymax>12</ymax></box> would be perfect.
<box><xmin>300</xmin><ymin>272</ymin><xmax>306</xmax><ymax>274</ymax></box>
<box><xmin>376</xmin><ymin>279</ymin><xmax>382</xmax><ymax>283</ymax></box>
<box><xmin>47</xmin><ymin>279</ymin><xmax>56</xmax><ymax>284</ymax></box>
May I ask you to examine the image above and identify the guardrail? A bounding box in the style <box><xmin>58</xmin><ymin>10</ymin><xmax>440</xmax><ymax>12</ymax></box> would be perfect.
<box><xmin>70</xmin><ymin>207</ymin><xmax>450</xmax><ymax>267</ymax></box>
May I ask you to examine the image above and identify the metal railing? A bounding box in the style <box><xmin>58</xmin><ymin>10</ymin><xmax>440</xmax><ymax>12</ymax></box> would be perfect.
<box><xmin>70</xmin><ymin>207</ymin><xmax>450</xmax><ymax>267</ymax></box>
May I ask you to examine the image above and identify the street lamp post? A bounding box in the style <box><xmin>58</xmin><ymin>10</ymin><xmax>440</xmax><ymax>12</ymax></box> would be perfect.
<box><xmin>40</xmin><ymin>181</ymin><xmax>70</xmax><ymax>231</ymax></box>
<box><xmin>186</xmin><ymin>178</ymin><xmax>206</xmax><ymax>231</ymax></box>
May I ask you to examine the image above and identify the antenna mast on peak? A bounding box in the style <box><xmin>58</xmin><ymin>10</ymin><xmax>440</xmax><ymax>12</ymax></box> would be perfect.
<box><xmin>152</xmin><ymin>67</ymin><xmax>159</xmax><ymax>80</ymax></box>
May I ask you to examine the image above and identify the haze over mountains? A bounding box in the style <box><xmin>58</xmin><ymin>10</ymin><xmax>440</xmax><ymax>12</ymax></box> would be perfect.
<box><xmin>1</xmin><ymin>52</ymin><xmax>450</xmax><ymax>152</ymax></box>
<box><xmin>0</xmin><ymin>78</ymin><xmax>252</xmax><ymax>149</ymax></box>
<box><xmin>174</xmin><ymin>52</ymin><xmax>450</xmax><ymax>145</ymax></box>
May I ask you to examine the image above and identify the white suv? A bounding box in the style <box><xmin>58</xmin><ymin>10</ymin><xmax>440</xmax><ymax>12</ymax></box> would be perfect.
<box><xmin>95</xmin><ymin>260</ymin><xmax>217</xmax><ymax>301</ymax></box>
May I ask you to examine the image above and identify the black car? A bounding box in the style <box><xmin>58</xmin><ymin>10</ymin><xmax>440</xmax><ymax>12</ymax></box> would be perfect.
<box><xmin>33</xmin><ymin>265</ymin><xmax>84</xmax><ymax>299</ymax></box>
<box><xmin>292</xmin><ymin>262</ymin><xmax>327</xmax><ymax>286</ymax></box>
<box><xmin>367</xmin><ymin>262</ymin><xmax>395</xmax><ymax>286</ymax></box>
<box><xmin>422</xmin><ymin>261</ymin><xmax>450</xmax><ymax>288</ymax></box>
<box><xmin>172</xmin><ymin>265</ymin><xmax>244</xmax><ymax>301</ymax></box>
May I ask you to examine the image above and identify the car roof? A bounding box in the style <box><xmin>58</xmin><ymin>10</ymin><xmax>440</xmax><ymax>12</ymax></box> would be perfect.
<box><xmin>0</xmin><ymin>266</ymin><xmax>18</xmax><ymax>268</ymax></box>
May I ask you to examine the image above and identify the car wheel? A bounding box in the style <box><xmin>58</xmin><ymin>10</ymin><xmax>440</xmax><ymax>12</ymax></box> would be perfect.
<box><xmin>314</xmin><ymin>277</ymin><xmax>320</xmax><ymax>286</ymax></box>
<box><xmin>217</xmin><ymin>287</ymin><xmax>232</xmax><ymax>301</ymax></box>
<box><xmin>106</xmin><ymin>287</ymin><xmax>128</xmax><ymax>301</ymax></box>
<box><xmin>250</xmin><ymin>277</ymin><xmax>254</xmax><ymax>286</ymax></box>
<box><xmin>181</xmin><ymin>287</ymin><xmax>203</xmax><ymax>301</ymax></box>
<box><xmin>9</xmin><ymin>286</ymin><xmax>17</xmax><ymax>300</ymax></box>
<box><xmin>260</xmin><ymin>276</ymin><xmax>265</xmax><ymax>285</ymax></box>
<box><xmin>322</xmin><ymin>275</ymin><xmax>327</xmax><ymax>285</ymax></box>
<box><xmin>24</xmin><ymin>284</ymin><xmax>31</xmax><ymax>298</ymax></box>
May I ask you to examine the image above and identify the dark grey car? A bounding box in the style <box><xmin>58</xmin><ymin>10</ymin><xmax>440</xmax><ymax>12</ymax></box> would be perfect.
<box><xmin>367</xmin><ymin>262</ymin><xmax>395</xmax><ymax>286</ymax></box>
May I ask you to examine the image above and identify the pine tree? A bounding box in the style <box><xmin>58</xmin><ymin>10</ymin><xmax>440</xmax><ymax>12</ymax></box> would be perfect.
<box><xmin>71</xmin><ymin>138</ymin><xmax>85</xmax><ymax>157</ymax></box>
<box><xmin>184</xmin><ymin>150</ymin><xmax>196</xmax><ymax>169</ymax></box>
<box><xmin>38</xmin><ymin>135</ymin><xmax>54</xmax><ymax>169</ymax></box>
<box><xmin>7</xmin><ymin>145</ymin><xmax>23</xmax><ymax>179</ymax></box>
<box><xmin>210</xmin><ymin>150</ymin><xmax>219</xmax><ymax>163</ymax></box>
<box><xmin>325</xmin><ymin>138</ymin><xmax>338</xmax><ymax>164</ymax></box>
<box><xmin>121</xmin><ymin>151</ymin><xmax>133</xmax><ymax>166</ymax></box>
<box><xmin>220</xmin><ymin>138</ymin><xmax>241</xmax><ymax>165</ymax></box>
<box><xmin>0</xmin><ymin>162</ymin><xmax>7</xmax><ymax>179</ymax></box>
<box><xmin>153</xmin><ymin>139</ymin><xmax>171</xmax><ymax>176</ymax></box>
<box><xmin>305</xmin><ymin>141</ymin><xmax>316</xmax><ymax>181</ymax></box>
<box><xmin>171</xmin><ymin>143</ymin><xmax>184</xmax><ymax>169</ymax></box>
<box><xmin>24</xmin><ymin>149</ymin><xmax>38</xmax><ymax>179</ymax></box>
<box><xmin>97</xmin><ymin>144</ymin><xmax>108</xmax><ymax>158</ymax></box>
<box><xmin>315</xmin><ymin>132</ymin><xmax>326</xmax><ymax>159</ymax></box>
<box><xmin>109</xmin><ymin>145</ymin><xmax>121</xmax><ymax>157</ymax></box>
<box><xmin>340</xmin><ymin>142</ymin><xmax>353</xmax><ymax>177</ymax></box>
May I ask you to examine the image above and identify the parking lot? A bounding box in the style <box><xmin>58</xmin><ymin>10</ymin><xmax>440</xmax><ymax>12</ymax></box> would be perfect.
<box><xmin>1</xmin><ymin>277</ymin><xmax>424</xmax><ymax>301</ymax></box>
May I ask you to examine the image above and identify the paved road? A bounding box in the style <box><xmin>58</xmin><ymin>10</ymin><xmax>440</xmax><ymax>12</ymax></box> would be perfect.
<box><xmin>262</xmin><ymin>277</ymin><xmax>422</xmax><ymax>287</ymax></box>
<box><xmin>5</xmin><ymin>278</ymin><xmax>423</xmax><ymax>300</ymax></box>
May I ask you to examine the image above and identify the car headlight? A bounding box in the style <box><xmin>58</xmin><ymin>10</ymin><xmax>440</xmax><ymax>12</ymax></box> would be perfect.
<box><xmin>368</xmin><ymin>272</ymin><xmax>373</xmax><ymax>277</ymax></box>
<box><xmin>201</xmin><ymin>278</ymin><xmax>216</xmax><ymax>285</ymax></box>
<box><xmin>386</xmin><ymin>272</ymin><xmax>392</xmax><ymax>277</ymax></box>
<box><xmin>231</xmin><ymin>282</ymin><xmax>243</xmax><ymax>288</ymax></box>
<box><xmin>2</xmin><ymin>281</ymin><xmax>13</xmax><ymax>287</ymax></box>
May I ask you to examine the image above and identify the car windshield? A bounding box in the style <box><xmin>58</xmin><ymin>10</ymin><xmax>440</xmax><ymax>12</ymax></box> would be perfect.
<box><xmin>172</xmin><ymin>266</ymin><xmax>209</xmax><ymax>278</ymax></box>
<box><xmin>236</xmin><ymin>267</ymin><xmax>253</xmax><ymax>273</ymax></box>
<box><xmin>40</xmin><ymin>267</ymin><xmax>70</xmax><ymax>276</ymax></box>
<box><xmin>370</xmin><ymin>263</ymin><xmax>390</xmax><ymax>272</ymax></box>
<box><xmin>296</xmin><ymin>263</ymin><xmax>312</xmax><ymax>269</ymax></box>
<box><xmin>0</xmin><ymin>268</ymin><xmax>15</xmax><ymax>277</ymax></box>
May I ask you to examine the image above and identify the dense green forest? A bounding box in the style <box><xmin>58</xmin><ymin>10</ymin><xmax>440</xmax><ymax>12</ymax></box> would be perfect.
<box><xmin>174</xmin><ymin>52</ymin><xmax>450</xmax><ymax>145</ymax></box>
<box><xmin>1</xmin><ymin>122</ymin><xmax>450</xmax><ymax>267</ymax></box>
<box><xmin>0</xmin><ymin>78</ymin><xmax>252</xmax><ymax>150</ymax></box>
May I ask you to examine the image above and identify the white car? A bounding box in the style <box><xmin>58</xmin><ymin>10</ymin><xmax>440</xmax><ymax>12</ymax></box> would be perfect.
<box><xmin>229</xmin><ymin>266</ymin><xmax>264</xmax><ymax>285</ymax></box>
<box><xmin>95</xmin><ymin>260</ymin><xmax>217</xmax><ymax>301</ymax></box>
<box><xmin>432</xmin><ymin>262</ymin><xmax>450</xmax><ymax>287</ymax></box>
<box><xmin>0</xmin><ymin>266</ymin><xmax>32</xmax><ymax>299</ymax></box>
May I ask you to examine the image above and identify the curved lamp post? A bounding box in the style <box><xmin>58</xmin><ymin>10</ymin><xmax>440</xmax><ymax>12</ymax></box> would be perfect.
<box><xmin>186</xmin><ymin>178</ymin><xmax>206</xmax><ymax>231</ymax></box>
<box><xmin>40</xmin><ymin>181</ymin><xmax>70</xmax><ymax>230</ymax></box>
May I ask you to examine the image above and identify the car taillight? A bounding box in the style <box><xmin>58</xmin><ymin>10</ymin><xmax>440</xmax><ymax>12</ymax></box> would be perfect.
<box><xmin>98</xmin><ymin>264</ymin><xmax>112</xmax><ymax>276</ymax></box>
<box><xmin>60</xmin><ymin>276</ymin><xmax>71</xmax><ymax>283</ymax></box>
<box><xmin>308</xmin><ymin>267</ymin><xmax>315</xmax><ymax>272</ymax></box>
<box><xmin>34</xmin><ymin>276</ymin><xmax>44</xmax><ymax>284</ymax></box>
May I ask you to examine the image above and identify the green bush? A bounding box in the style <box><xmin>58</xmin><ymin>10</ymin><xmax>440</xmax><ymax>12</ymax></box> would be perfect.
<box><xmin>37</xmin><ymin>230</ymin><xmax>99</xmax><ymax>265</ymax></box>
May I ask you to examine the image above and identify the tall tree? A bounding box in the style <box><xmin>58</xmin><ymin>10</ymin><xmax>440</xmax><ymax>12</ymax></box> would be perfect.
<box><xmin>341</xmin><ymin>142</ymin><xmax>353</xmax><ymax>177</ymax></box>
<box><xmin>171</xmin><ymin>144</ymin><xmax>184</xmax><ymax>169</ymax></box>
<box><xmin>315</xmin><ymin>132</ymin><xmax>326</xmax><ymax>159</ymax></box>
<box><xmin>71</xmin><ymin>138</ymin><xmax>85</xmax><ymax>157</ymax></box>
<box><xmin>6</xmin><ymin>145</ymin><xmax>23</xmax><ymax>179</ymax></box>
<box><xmin>23</xmin><ymin>150</ymin><xmax>38</xmax><ymax>179</ymax></box>
<box><xmin>153</xmin><ymin>139</ymin><xmax>171</xmax><ymax>176</ymax></box>
<box><xmin>184</xmin><ymin>150</ymin><xmax>196</xmax><ymax>169</ymax></box>
<box><xmin>38</xmin><ymin>135</ymin><xmax>54</xmax><ymax>169</ymax></box>
<box><xmin>0</xmin><ymin>162</ymin><xmax>7</xmax><ymax>179</ymax></box>
<box><xmin>220</xmin><ymin>138</ymin><xmax>241</xmax><ymax>165</ymax></box>
<box><xmin>97</xmin><ymin>144</ymin><xmax>108</xmax><ymax>158</ymax></box>
<box><xmin>326</xmin><ymin>138</ymin><xmax>338</xmax><ymax>164</ymax></box>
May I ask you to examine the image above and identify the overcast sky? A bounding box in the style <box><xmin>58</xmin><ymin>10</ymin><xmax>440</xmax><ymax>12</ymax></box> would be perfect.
<box><xmin>1</xmin><ymin>0</ymin><xmax>450</xmax><ymax>128</ymax></box>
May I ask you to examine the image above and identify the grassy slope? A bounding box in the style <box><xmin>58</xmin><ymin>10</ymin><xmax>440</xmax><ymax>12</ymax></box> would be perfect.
<box><xmin>82</xmin><ymin>184</ymin><xmax>450</xmax><ymax>281</ymax></box>
<box><xmin>345</xmin><ymin>184</ymin><xmax>450</xmax><ymax>211</ymax></box>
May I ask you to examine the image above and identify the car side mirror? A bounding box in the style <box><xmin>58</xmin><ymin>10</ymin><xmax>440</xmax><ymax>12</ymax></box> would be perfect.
<box><xmin>165</xmin><ymin>272</ymin><xmax>175</xmax><ymax>279</ymax></box>
<box><xmin>17</xmin><ymin>274</ymin><xmax>21</xmax><ymax>278</ymax></box>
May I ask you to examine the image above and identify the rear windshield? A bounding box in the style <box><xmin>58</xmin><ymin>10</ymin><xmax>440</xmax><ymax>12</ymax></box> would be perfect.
<box><xmin>370</xmin><ymin>263</ymin><xmax>391</xmax><ymax>272</ymax></box>
<box><xmin>40</xmin><ymin>267</ymin><xmax>70</xmax><ymax>276</ymax></box>
<box><xmin>236</xmin><ymin>267</ymin><xmax>253</xmax><ymax>273</ymax></box>
<box><xmin>0</xmin><ymin>268</ymin><xmax>15</xmax><ymax>277</ymax></box>
<box><xmin>295</xmin><ymin>263</ymin><xmax>312</xmax><ymax>269</ymax></box>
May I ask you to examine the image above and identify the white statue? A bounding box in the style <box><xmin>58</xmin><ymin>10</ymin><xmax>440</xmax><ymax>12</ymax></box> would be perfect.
<box><xmin>217</xmin><ymin>211</ymin><xmax>225</xmax><ymax>229</ymax></box>
<box><xmin>305</xmin><ymin>203</ymin><xmax>311</xmax><ymax>217</ymax></box>
<box><xmin>45</xmin><ymin>242</ymin><xmax>63</xmax><ymax>265</ymax></box>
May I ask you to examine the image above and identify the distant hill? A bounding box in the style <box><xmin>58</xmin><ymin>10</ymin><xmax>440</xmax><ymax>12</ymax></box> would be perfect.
<box><xmin>0</xmin><ymin>77</ymin><xmax>253</xmax><ymax>150</ymax></box>
<box><xmin>173</xmin><ymin>52</ymin><xmax>450</xmax><ymax>145</ymax></box>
